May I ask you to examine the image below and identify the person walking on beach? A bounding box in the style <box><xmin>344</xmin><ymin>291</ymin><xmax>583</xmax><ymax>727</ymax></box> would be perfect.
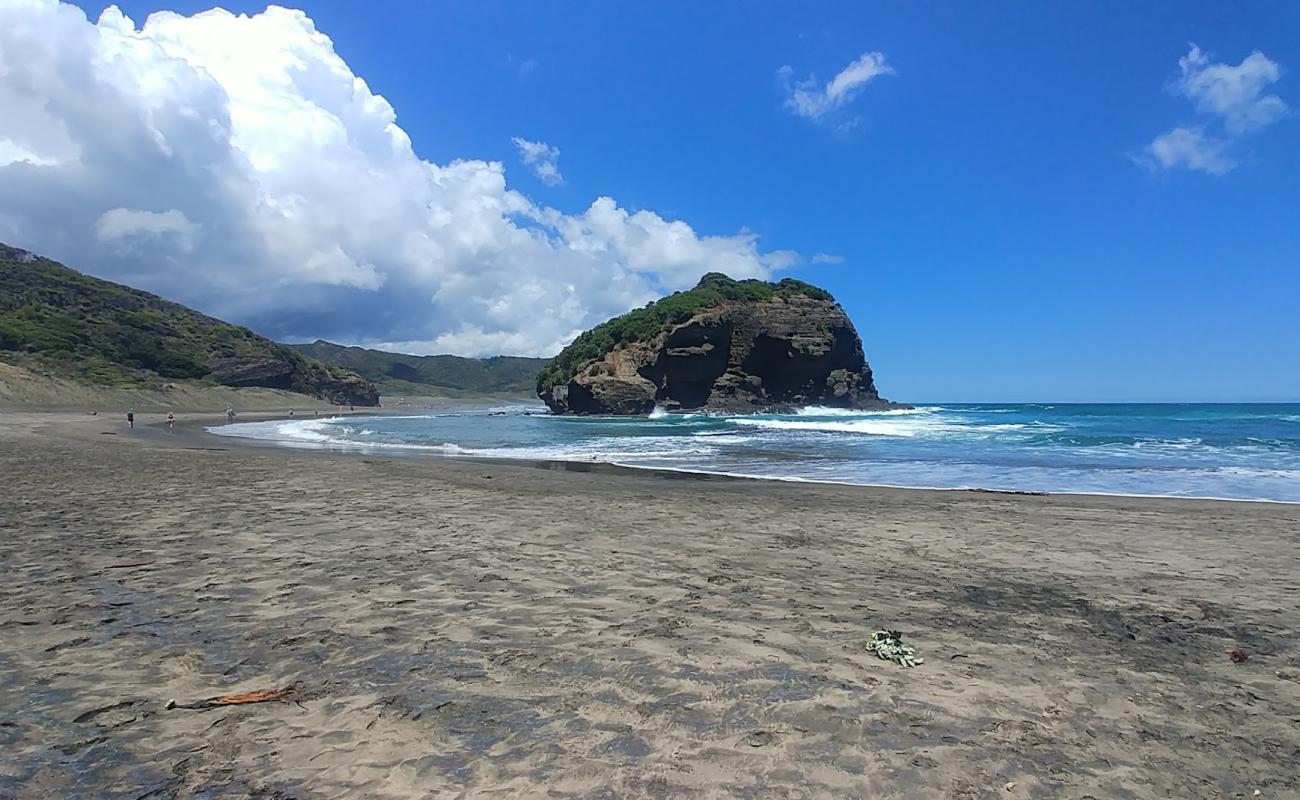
<box><xmin>166</xmin><ymin>412</ymin><xmax>175</xmax><ymax>432</ymax></box>
<box><xmin>226</xmin><ymin>406</ymin><xmax>236</xmax><ymax>424</ymax></box>
<box><xmin>126</xmin><ymin>409</ymin><xmax>134</xmax><ymax>429</ymax></box>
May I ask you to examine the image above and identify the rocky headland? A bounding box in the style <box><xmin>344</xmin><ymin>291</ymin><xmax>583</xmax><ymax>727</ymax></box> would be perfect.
<box><xmin>0</xmin><ymin>243</ymin><xmax>379</xmax><ymax>406</ymax></box>
<box><xmin>537</xmin><ymin>273</ymin><xmax>901</xmax><ymax>414</ymax></box>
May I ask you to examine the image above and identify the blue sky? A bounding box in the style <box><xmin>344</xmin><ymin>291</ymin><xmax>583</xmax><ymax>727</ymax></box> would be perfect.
<box><xmin>25</xmin><ymin>3</ymin><xmax>1300</xmax><ymax>399</ymax></box>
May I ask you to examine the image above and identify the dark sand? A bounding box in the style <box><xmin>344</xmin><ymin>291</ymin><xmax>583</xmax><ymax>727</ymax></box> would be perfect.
<box><xmin>2</xmin><ymin>411</ymin><xmax>1298</xmax><ymax>799</ymax></box>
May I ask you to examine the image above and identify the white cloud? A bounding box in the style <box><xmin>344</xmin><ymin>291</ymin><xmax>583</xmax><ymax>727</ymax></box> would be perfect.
<box><xmin>96</xmin><ymin>208</ymin><xmax>199</xmax><ymax>251</ymax></box>
<box><xmin>0</xmin><ymin>1</ymin><xmax>797</xmax><ymax>358</ymax></box>
<box><xmin>1141</xmin><ymin>44</ymin><xmax>1288</xmax><ymax>176</ymax></box>
<box><xmin>1142</xmin><ymin>127</ymin><xmax>1235</xmax><ymax>175</ymax></box>
<box><xmin>512</xmin><ymin>136</ymin><xmax>563</xmax><ymax>186</ymax></box>
<box><xmin>779</xmin><ymin>51</ymin><xmax>893</xmax><ymax>122</ymax></box>
<box><xmin>811</xmin><ymin>252</ymin><xmax>844</xmax><ymax>265</ymax></box>
<box><xmin>0</xmin><ymin>138</ymin><xmax>61</xmax><ymax>167</ymax></box>
<box><xmin>1175</xmin><ymin>44</ymin><xmax>1288</xmax><ymax>135</ymax></box>
<box><xmin>535</xmin><ymin>197</ymin><xmax>794</xmax><ymax>289</ymax></box>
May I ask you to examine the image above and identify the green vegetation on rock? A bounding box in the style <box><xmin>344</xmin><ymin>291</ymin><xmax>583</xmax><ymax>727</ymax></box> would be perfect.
<box><xmin>536</xmin><ymin>272</ymin><xmax>836</xmax><ymax>395</ymax></box>
<box><xmin>287</xmin><ymin>340</ymin><xmax>546</xmax><ymax>397</ymax></box>
<box><xmin>0</xmin><ymin>243</ymin><xmax>378</xmax><ymax>404</ymax></box>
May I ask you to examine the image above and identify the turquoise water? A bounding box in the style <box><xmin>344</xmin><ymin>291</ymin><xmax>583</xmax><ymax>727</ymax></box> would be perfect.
<box><xmin>210</xmin><ymin>403</ymin><xmax>1300</xmax><ymax>502</ymax></box>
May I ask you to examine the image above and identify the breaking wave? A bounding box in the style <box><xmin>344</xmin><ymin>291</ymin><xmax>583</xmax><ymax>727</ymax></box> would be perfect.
<box><xmin>734</xmin><ymin>417</ymin><xmax>944</xmax><ymax>437</ymax></box>
<box><xmin>208</xmin><ymin>402</ymin><xmax>1300</xmax><ymax>502</ymax></box>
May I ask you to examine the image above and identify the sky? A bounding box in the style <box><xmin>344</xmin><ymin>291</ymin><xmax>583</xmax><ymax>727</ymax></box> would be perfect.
<box><xmin>1</xmin><ymin>1</ymin><xmax>1297</xmax><ymax>402</ymax></box>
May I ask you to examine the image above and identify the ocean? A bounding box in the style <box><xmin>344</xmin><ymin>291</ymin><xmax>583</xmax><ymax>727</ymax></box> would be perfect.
<box><xmin>208</xmin><ymin>403</ymin><xmax>1300</xmax><ymax>502</ymax></box>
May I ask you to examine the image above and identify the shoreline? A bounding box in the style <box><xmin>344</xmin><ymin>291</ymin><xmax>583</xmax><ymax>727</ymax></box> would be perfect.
<box><xmin>190</xmin><ymin>409</ymin><xmax>1300</xmax><ymax>508</ymax></box>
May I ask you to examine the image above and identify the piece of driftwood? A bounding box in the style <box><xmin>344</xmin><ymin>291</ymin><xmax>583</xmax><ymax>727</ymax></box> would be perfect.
<box><xmin>166</xmin><ymin>686</ymin><xmax>297</xmax><ymax>710</ymax></box>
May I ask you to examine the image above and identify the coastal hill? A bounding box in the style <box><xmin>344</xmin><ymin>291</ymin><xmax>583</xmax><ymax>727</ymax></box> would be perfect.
<box><xmin>537</xmin><ymin>272</ymin><xmax>899</xmax><ymax>414</ymax></box>
<box><xmin>0</xmin><ymin>243</ymin><xmax>379</xmax><ymax>406</ymax></box>
<box><xmin>287</xmin><ymin>340</ymin><xmax>545</xmax><ymax>398</ymax></box>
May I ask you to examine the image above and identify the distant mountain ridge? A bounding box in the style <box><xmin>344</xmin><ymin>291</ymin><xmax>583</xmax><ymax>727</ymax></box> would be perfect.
<box><xmin>286</xmin><ymin>340</ymin><xmax>547</xmax><ymax>397</ymax></box>
<box><xmin>0</xmin><ymin>243</ymin><xmax>379</xmax><ymax>405</ymax></box>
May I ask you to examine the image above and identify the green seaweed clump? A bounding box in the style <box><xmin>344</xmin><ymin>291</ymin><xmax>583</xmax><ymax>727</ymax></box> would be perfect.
<box><xmin>869</xmin><ymin>630</ymin><xmax>923</xmax><ymax>667</ymax></box>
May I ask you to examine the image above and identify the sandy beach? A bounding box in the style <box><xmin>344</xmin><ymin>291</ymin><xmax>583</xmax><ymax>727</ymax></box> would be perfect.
<box><xmin>2</xmin><ymin>410</ymin><xmax>1298</xmax><ymax>799</ymax></box>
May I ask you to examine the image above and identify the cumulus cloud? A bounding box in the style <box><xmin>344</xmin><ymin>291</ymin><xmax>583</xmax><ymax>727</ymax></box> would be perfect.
<box><xmin>1144</xmin><ymin>127</ymin><xmax>1234</xmax><ymax>175</ymax></box>
<box><xmin>1174</xmin><ymin>44</ymin><xmax>1288</xmax><ymax>135</ymax></box>
<box><xmin>96</xmin><ymin>208</ymin><xmax>199</xmax><ymax>251</ymax></box>
<box><xmin>1140</xmin><ymin>44</ymin><xmax>1288</xmax><ymax>175</ymax></box>
<box><xmin>811</xmin><ymin>252</ymin><xmax>844</xmax><ymax>265</ymax></box>
<box><xmin>0</xmin><ymin>1</ymin><xmax>795</xmax><ymax>357</ymax></box>
<box><xmin>779</xmin><ymin>51</ymin><xmax>893</xmax><ymax>123</ymax></box>
<box><xmin>512</xmin><ymin>136</ymin><xmax>563</xmax><ymax>186</ymax></box>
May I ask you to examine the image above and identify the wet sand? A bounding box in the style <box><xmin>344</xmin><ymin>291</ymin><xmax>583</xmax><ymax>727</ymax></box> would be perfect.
<box><xmin>2</xmin><ymin>411</ymin><xmax>1298</xmax><ymax>799</ymax></box>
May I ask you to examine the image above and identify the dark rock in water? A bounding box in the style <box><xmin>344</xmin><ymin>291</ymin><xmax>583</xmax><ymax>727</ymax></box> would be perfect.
<box><xmin>537</xmin><ymin>273</ymin><xmax>902</xmax><ymax>414</ymax></box>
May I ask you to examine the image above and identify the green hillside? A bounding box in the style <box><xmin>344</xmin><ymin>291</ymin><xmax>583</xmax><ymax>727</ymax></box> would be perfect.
<box><xmin>0</xmin><ymin>243</ymin><xmax>378</xmax><ymax>405</ymax></box>
<box><xmin>288</xmin><ymin>340</ymin><xmax>546</xmax><ymax>397</ymax></box>
<box><xmin>535</xmin><ymin>272</ymin><xmax>836</xmax><ymax>395</ymax></box>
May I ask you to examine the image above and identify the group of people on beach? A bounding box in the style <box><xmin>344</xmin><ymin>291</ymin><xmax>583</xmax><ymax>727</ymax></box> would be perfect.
<box><xmin>125</xmin><ymin>409</ymin><xmax>178</xmax><ymax>431</ymax></box>
<box><xmin>122</xmin><ymin>405</ymin><xmax>325</xmax><ymax>432</ymax></box>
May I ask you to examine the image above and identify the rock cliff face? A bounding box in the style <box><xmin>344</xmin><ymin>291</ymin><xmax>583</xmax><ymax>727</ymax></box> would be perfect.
<box><xmin>206</xmin><ymin>355</ymin><xmax>380</xmax><ymax>406</ymax></box>
<box><xmin>538</xmin><ymin>275</ymin><xmax>899</xmax><ymax>415</ymax></box>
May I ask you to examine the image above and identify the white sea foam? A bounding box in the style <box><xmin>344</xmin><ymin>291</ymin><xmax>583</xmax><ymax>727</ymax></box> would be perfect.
<box><xmin>688</xmin><ymin>433</ymin><xmax>750</xmax><ymax>444</ymax></box>
<box><xmin>645</xmin><ymin>409</ymin><xmax>715</xmax><ymax>421</ymax></box>
<box><xmin>1246</xmin><ymin>437</ymin><xmax>1291</xmax><ymax>447</ymax></box>
<box><xmin>729</xmin><ymin>412</ymin><xmax>1044</xmax><ymax>438</ymax></box>
<box><xmin>444</xmin><ymin>433</ymin><xmax>727</xmax><ymax>463</ymax></box>
<box><xmin>1132</xmin><ymin>437</ymin><xmax>1203</xmax><ymax>449</ymax></box>
<box><xmin>211</xmin><ymin>421</ymin><xmax>537</xmax><ymax>459</ymax></box>
<box><xmin>273</xmin><ymin>418</ymin><xmax>338</xmax><ymax>442</ymax></box>
<box><xmin>793</xmin><ymin>405</ymin><xmax>937</xmax><ymax>417</ymax></box>
<box><xmin>734</xmin><ymin>417</ymin><xmax>938</xmax><ymax>437</ymax></box>
<box><xmin>212</xmin><ymin>416</ymin><xmax>420</xmax><ymax>450</ymax></box>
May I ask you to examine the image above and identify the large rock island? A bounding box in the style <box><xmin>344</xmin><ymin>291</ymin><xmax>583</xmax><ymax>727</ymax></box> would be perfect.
<box><xmin>537</xmin><ymin>273</ymin><xmax>901</xmax><ymax>414</ymax></box>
